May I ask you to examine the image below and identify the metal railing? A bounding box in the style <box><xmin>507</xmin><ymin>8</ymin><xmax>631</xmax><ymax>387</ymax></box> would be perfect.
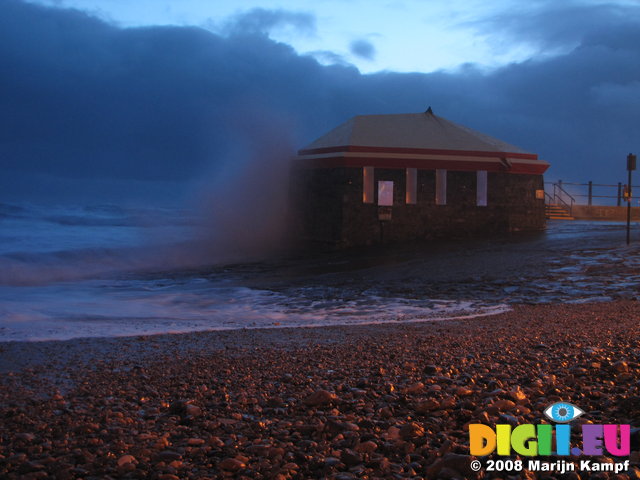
<box><xmin>545</xmin><ymin>182</ymin><xmax>575</xmax><ymax>215</ymax></box>
<box><xmin>545</xmin><ymin>181</ymin><xmax>640</xmax><ymax>207</ymax></box>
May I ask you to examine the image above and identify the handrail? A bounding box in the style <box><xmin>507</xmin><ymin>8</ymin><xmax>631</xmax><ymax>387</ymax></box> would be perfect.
<box><xmin>544</xmin><ymin>191</ymin><xmax>554</xmax><ymax>204</ymax></box>
<box><xmin>551</xmin><ymin>183</ymin><xmax>575</xmax><ymax>215</ymax></box>
<box><xmin>543</xmin><ymin>180</ymin><xmax>640</xmax><ymax>207</ymax></box>
<box><xmin>545</xmin><ymin>181</ymin><xmax>640</xmax><ymax>188</ymax></box>
<box><xmin>570</xmin><ymin>194</ymin><xmax>622</xmax><ymax>199</ymax></box>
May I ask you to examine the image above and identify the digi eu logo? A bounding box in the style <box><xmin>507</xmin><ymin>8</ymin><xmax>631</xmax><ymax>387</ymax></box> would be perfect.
<box><xmin>469</xmin><ymin>402</ymin><xmax>630</xmax><ymax>457</ymax></box>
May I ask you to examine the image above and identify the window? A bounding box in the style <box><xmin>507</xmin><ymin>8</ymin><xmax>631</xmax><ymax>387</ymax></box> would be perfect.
<box><xmin>363</xmin><ymin>166</ymin><xmax>374</xmax><ymax>203</ymax></box>
<box><xmin>406</xmin><ymin>168</ymin><xmax>417</xmax><ymax>204</ymax></box>
<box><xmin>378</xmin><ymin>181</ymin><xmax>394</xmax><ymax>206</ymax></box>
<box><xmin>477</xmin><ymin>170</ymin><xmax>488</xmax><ymax>206</ymax></box>
<box><xmin>436</xmin><ymin>169</ymin><xmax>447</xmax><ymax>205</ymax></box>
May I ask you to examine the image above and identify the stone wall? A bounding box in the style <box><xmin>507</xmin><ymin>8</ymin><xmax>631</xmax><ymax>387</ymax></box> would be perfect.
<box><xmin>571</xmin><ymin>205</ymin><xmax>640</xmax><ymax>221</ymax></box>
<box><xmin>291</xmin><ymin>166</ymin><xmax>546</xmax><ymax>249</ymax></box>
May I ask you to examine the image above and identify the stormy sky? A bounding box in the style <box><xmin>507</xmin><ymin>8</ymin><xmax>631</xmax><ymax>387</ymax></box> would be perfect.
<box><xmin>1</xmin><ymin>0</ymin><xmax>639</xmax><ymax>204</ymax></box>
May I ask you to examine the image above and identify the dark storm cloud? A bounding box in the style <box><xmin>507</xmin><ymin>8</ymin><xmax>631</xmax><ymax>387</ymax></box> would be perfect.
<box><xmin>1</xmin><ymin>0</ymin><xmax>639</xmax><ymax>204</ymax></box>
<box><xmin>469</xmin><ymin>1</ymin><xmax>640</xmax><ymax>52</ymax></box>
<box><xmin>307</xmin><ymin>50</ymin><xmax>350</xmax><ymax>66</ymax></box>
<box><xmin>349</xmin><ymin>39</ymin><xmax>376</xmax><ymax>60</ymax></box>
<box><xmin>457</xmin><ymin>1</ymin><xmax>640</xmax><ymax>179</ymax></box>
<box><xmin>220</xmin><ymin>8</ymin><xmax>317</xmax><ymax>36</ymax></box>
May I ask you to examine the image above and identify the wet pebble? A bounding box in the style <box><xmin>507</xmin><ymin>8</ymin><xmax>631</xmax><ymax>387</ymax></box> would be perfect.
<box><xmin>303</xmin><ymin>389</ymin><xmax>337</xmax><ymax>406</ymax></box>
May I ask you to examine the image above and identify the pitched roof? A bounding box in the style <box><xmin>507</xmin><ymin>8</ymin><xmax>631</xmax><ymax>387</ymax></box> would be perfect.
<box><xmin>297</xmin><ymin>110</ymin><xmax>549</xmax><ymax>175</ymax></box>
<box><xmin>300</xmin><ymin>110</ymin><xmax>534</xmax><ymax>156</ymax></box>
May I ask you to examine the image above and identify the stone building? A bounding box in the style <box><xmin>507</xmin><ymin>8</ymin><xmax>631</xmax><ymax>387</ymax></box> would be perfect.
<box><xmin>292</xmin><ymin>108</ymin><xmax>549</xmax><ymax>249</ymax></box>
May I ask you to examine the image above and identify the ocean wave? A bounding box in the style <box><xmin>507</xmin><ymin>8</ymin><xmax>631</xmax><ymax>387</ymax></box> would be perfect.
<box><xmin>0</xmin><ymin>277</ymin><xmax>510</xmax><ymax>342</ymax></box>
<box><xmin>0</xmin><ymin>247</ymin><xmax>159</xmax><ymax>286</ymax></box>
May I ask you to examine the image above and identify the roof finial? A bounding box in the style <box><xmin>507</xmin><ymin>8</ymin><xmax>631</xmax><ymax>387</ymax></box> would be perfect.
<box><xmin>425</xmin><ymin>106</ymin><xmax>433</xmax><ymax>114</ymax></box>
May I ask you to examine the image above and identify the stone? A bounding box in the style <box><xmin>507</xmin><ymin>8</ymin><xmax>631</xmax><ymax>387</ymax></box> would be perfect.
<box><xmin>340</xmin><ymin>448</ymin><xmax>362</xmax><ymax>467</ymax></box>
<box><xmin>415</xmin><ymin>398</ymin><xmax>440</xmax><ymax>413</ymax></box>
<box><xmin>509</xmin><ymin>387</ymin><xmax>527</xmax><ymax>402</ymax></box>
<box><xmin>426</xmin><ymin>453</ymin><xmax>481</xmax><ymax>479</ymax></box>
<box><xmin>303</xmin><ymin>390</ymin><xmax>337</xmax><ymax>406</ymax></box>
<box><xmin>219</xmin><ymin>457</ymin><xmax>246</xmax><ymax>471</ymax></box>
<box><xmin>117</xmin><ymin>455</ymin><xmax>136</xmax><ymax>467</ymax></box>
<box><xmin>399</xmin><ymin>422</ymin><xmax>425</xmax><ymax>440</ymax></box>
<box><xmin>185</xmin><ymin>404</ymin><xmax>202</xmax><ymax>416</ymax></box>
<box><xmin>612</xmin><ymin>360</ymin><xmax>629</xmax><ymax>373</ymax></box>
<box><xmin>354</xmin><ymin>440</ymin><xmax>377</xmax><ymax>454</ymax></box>
<box><xmin>158</xmin><ymin>450</ymin><xmax>182</xmax><ymax>462</ymax></box>
<box><xmin>455</xmin><ymin>386</ymin><xmax>473</xmax><ymax>396</ymax></box>
<box><xmin>404</xmin><ymin>382</ymin><xmax>425</xmax><ymax>394</ymax></box>
<box><xmin>489</xmin><ymin>399</ymin><xmax>516</xmax><ymax>411</ymax></box>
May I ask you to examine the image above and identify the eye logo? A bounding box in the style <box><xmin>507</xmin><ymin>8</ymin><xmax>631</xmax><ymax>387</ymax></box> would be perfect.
<box><xmin>544</xmin><ymin>402</ymin><xmax>585</xmax><ymax>423</ymax></box>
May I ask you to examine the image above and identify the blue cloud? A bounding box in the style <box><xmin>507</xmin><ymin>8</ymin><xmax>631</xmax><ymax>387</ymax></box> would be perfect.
<box><xmin>220</xmin><ymin>8</ymin><xmax>317</xmax><ymax>37</ymax></box>
<box><xmin>349</xmin><ymin>39</ymin><xmax>376</xmax><ymax>60</ymax></box>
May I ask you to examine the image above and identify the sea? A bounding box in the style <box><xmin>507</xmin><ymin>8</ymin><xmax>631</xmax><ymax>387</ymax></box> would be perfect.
<box><xmin>1</xmin><ymin>201</ymin><xmax>639</xmax><ymax>342</ymax></box>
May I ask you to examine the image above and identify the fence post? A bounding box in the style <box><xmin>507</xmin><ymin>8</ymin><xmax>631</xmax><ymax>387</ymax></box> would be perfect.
<box><xmin>588</xmin><ymin>181</ymin><xmax>593</xmax><ymax>206</ymax></box>
<box><xmin>627</xmin><ymin>153</ymin><xmax>637</xmax><ymax>245</ymax></box>
<box><xmin>618</xmin><ymin>182</ymin><xmax>622</xmax><ymax>206</ymax></box>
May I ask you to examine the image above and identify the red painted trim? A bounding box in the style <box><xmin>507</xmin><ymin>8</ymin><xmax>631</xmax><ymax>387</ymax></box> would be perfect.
<box><xmin>296</xmin><ymin>156</ymin><xmax>549</xmax><ymax>175</ymax></box>
<box><xmin>508</xmin><ymin>163</ymin><xmax>549</xmax><ymax>174</ymax></box>
<box><xmin>298</xmin><ymin>144</ymin><xmax>538</xmax><ymax>160</ymax></box>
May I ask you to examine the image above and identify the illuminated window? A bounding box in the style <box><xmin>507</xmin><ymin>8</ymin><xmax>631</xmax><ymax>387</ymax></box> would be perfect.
<box><xmin>406</xmin><ymin>168</ymin><xmax>417</xmax><ymax>204</ymax></box>
<box><xmin>363</xmin><ymin>166</ymin><xmax>374</xmax><ymax>203</ymax></box>
<box><xmin>436</xmin><ymin>169</ymin><xmax>447</xmax><ymax>205</ymax></box>
<box><xmin>378</xmin><ymin>181</ymin><xmax>394</xmax><ymax>206</ymax></box>
<box><xmin>477</xmin><ymin>170</ymin><xmax>488</xmax><ymax>206</ymax></box>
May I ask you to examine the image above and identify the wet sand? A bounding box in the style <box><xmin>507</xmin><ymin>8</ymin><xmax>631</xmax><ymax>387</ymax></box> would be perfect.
<box><xmin>1</xmin><ymin>300</ymin><xmax>640</xmax><ymax>479</ymax></box>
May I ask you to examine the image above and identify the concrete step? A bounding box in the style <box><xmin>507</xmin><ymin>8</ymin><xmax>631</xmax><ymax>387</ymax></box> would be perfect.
<box><xmin>545</xmin><ymin>204</ymin><xmax>574</xmax><ymax>220</ymax></box>
<box><xmin>546</xmin><ymin>210</ymin><xmax>573</xmax><ymax>217</ymax></box>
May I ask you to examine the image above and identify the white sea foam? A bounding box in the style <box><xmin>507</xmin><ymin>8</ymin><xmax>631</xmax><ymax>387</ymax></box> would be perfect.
<box><xmin>0</xmin><ymin>279</ymin><xmax>510</xmax><ymax>342</ymax></box>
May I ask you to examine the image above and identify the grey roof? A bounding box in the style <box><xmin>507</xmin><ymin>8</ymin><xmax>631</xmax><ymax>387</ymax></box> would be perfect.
<box><xmin>301</xmin><ymin>111</ymin><xmax>533</xmax><ymax>155</ymax></box>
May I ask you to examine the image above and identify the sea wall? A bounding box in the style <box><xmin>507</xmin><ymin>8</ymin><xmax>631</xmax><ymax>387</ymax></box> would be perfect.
<box><xmin>571</xmin><ymin>205</ymin><xmax>640</xmax><ymax>221</ymax></box>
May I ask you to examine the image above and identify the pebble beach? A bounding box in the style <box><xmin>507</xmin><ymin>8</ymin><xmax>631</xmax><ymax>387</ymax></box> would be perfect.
<box><xmin>1</xmin><ymin>300</ymin><xmax>639</xmax><ymax>479</ymax></box>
